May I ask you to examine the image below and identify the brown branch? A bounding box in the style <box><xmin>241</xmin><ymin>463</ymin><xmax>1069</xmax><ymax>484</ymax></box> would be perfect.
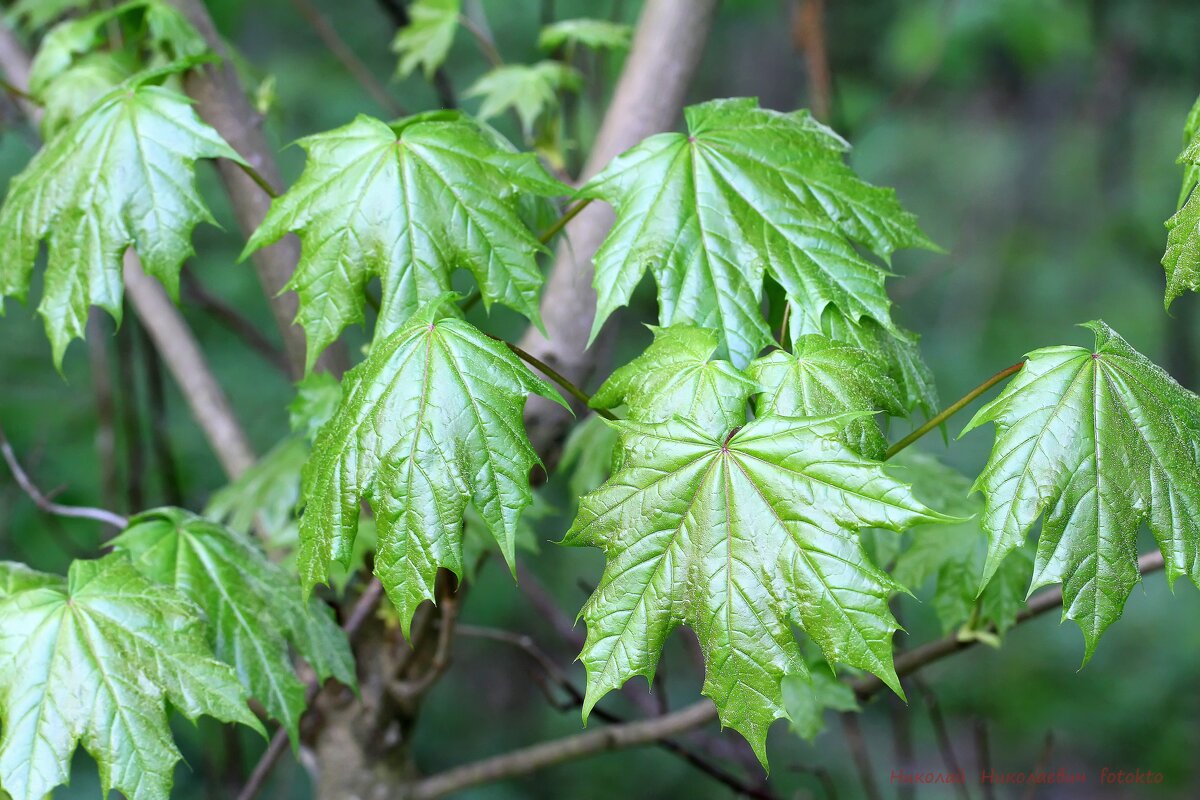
<box><xmin>124</xmin><ymin>253</ymin><xmax>257</xmax><ymax>479</ymax></box>
<box><xmin>913</xmin><ymin>677</ymin><xmax>970</xmax><ymax>800</ymax></box>
<box><xmin>791</xmin><ymin>0</ymin><xmax>832</xmax><ymax>121</ymax></box>
<box><xmin>289</xmin><ymin>0</ymin><xmax>406</xmax><ymax>117</ymax></box>
<box><xmin>517</xmin><ymin>0</ymin><xmax>720</xmax><ymax>461</ymax></box>
<box><xmin>851</xmin><ymin>550</ymin><xmax>1168</xmax><ymax>700</ymax></box>
<box><xmin>409</xmin><ymin>699</ymin><xmax>719</xmax><ymax>799</ymax></box>
<box><xmin>0</xmin><ymin>424</ymin><xmax>129</xmax><ymax>529</ymax></box>
<box><xmin>236</xmin><ymin>579</ymin><xmax>385</xmax><ymax>800</ymax></box>
<box><xmin>391</xmin><ymin>582</ymin><xmax>461</xmax><ymax>701</ymax></box>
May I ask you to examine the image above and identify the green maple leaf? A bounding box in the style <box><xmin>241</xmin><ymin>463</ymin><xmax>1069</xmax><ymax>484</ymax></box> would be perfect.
<box><xmin>560</xmin><ymin>413</ymin><xmax>621</xmax><ymax>499</ymax></box>
<box><xmin>28</xmin><ymin>2</ymin><xmax>205</xmax><ymax>103</ymax></box>
<box><xmin>963</xmin><ymin>321</ymin><xmax>1200</xmax><ymax>658</ymax></box>
<box><xmin>579</xmin><ymin>97</ymin><xmax>937</xmax><ymax>366</ymax></box>
<box><xmin>37</xmin><ymin>52</ymin><xmax>135</xmax><ymax>139</ymax></box>
<box><xmin>749</xmin><ymin>335</ymin><xmax>904</xmax><ymax>459</ymax></box>
<box><xmin>8</xmin><ymin>0</ymin><xmax>95</xmax><ymax>31</ymax></box>
<box><xmin>0</xmin><ymin>555</ymin><xmax>263</xmax><ymax>800</ymax></box>
<box><xmin>244</xmin><ymin>113</ymin><xmax>566</xmax><ymax>370</ymax></box>
<box><xmin>590</xmin><ymin>325</ymin><xmax>759</xmax><ymax>430</ymax></box>
<box><xmin>465</xmin><ymin>61</ymin><xmax>582</xmax><ymax>136</ymax></box>
<box><xmin>1163</xmin><ymin>97</ymin><xmax>1200</xmax><ymax>307</ymax></box>
<box><xmin>300</xmin><ymin>299</ymin><xmax>566</xmax><ymax>633</ymax></box>
<box><xmin>539</xmin><ymin>18</ymin><xmax>632</xmax><ymax>52</ymax></box>
<box><xmin>889</xmin><ymin>452</ymin><xmax>1032</xmax><ymax>639</ymax></box>
<box><xmin>110</xmin><ymin>508</ymin><xmax>355</xmax><ymax>742</ymax></box>
<box><xmin>564</xmin><ymin>413</ymin><xmax>952</xmax><ymax>761</ymax></box>
<box><xmin>790</xmin><ymin>293</ymin><xmax>939</xmax><ymax>418</ymax></box>
<box><xmin>391</xmin><ymin>0</ymin><xmax>460</xmax><ymax>79</ymax></box>
<box><xmin>0</xmin><ymin>80</ymin><xmax>242</xmax><ymax>367</ymax></box>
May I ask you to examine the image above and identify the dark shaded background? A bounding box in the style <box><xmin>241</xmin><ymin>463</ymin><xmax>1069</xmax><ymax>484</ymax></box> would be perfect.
<box><xmin>2</xmin><ymin>0</ymin><xmax>1199</xmax><ymax>797</ymax></box>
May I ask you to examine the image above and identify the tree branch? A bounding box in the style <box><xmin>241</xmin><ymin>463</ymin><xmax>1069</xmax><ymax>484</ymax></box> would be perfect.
<box><xmin>181</xmin><ymin>270</ymin><xmax>290</xmax><ymax>375</ymax></box>
<box><xmin>456</xmin><ymin>625</ymin><xmax>777</xmax><ymax>799</ymax></box>
<box><xmin>409</xmin><ymin>699</ymin><xmax>719</xmax><ymax>800</ymax></box>
<box><xmin>0</xmin><ymin>424</ymin><xmax>129</xmax><ymax>529</ymax></box>
<box><xmin>850</xmin><ymin>550</ymin><xmax>1168</xmax><ymax>700</ymax></box>
<box><xmin>289</xmin><ymin>0</ymin><xmax>406</xmax><ymax>117</ymax></box>
<box><xmin>517</xmin><ymin>0</ymin><xmax>720</xmax><ymax>462</ymax></box>
<box><xmin>236</xmin><ymin>579</ymin><xmax>386</xmax><ymax>800</ymax></box>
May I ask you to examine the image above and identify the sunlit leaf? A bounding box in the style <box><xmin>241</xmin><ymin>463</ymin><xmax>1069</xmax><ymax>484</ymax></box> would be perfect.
<box><xmin>565</xmin><ymin>412</ymin><xmax>954</xmax><ymax>762</ymax></box>
<box><xmin>0</xmin><ymin>556</ymin><xmax>262</xmax><ymax>800</ymax></box>
<box><xmin>963</xmin><ymin>321</ymin><xmax>1200</xmax><ymax>658</ymax></box>
<box><xmin>299</xmin><ymin>299</ymin><xmax>567</xmax><ymax>634</ymax></box>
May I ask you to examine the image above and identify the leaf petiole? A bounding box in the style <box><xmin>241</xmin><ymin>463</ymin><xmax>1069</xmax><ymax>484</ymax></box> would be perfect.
<box><xmin>884</xmin><ymin>361</ymin><xmax>1024</xmax><ymax>460</ymax></box>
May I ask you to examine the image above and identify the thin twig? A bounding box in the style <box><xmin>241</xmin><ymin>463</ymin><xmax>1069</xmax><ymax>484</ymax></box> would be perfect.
<box><xmin>86</xmin><ymin>312</ymin><xmax>121</xmax><ymax>512</ymax></box>
<box><xmin>1020</xmin><ymin>732</ymin><xmax>1055</xmax><ymax>800</ymax></box>
<box><xmin>791</xmin><ymin>0</ymin><xmax>832</xmax><ymax>121</ymax></box>
<box><xmin>516</xmin><ymin>563</ymin><xmax>585</xmax><ymax>648</ymax></box>
<box><xmin>840</xmin><ymin>712</ymin><xmax>883</xmax><ymax>800</ymax></box>
<box><xmin>289</xmin><ymin>0</ymin><xmax>407</xmax><ymax>117</ymax></box>
<box><xmin>886</xmin><ymin>693</ymin><xmax>916</xmax><ymax>800</ymax></box>
<box><xmin>913</xmin><ymin>678</ymin><xmax>970</xmax><ymax>800</ymax></box>
<box><xmin>410</xmin><ymin>699</ymin><xmax>720</xmax><ymax>799</ymax></box>
<box><xmin>0</xmin><ymin>424</ymin><xmax>128</xmax><ymax>529</ymax></box>
<box><xmin>885</xmin><ymin>361</ymin><xmax>1024</xmax><ymax>459</ymax></box>
<box><xmin>116</xmin><ymin>316</ymin><xmax>146</xmax><ymax>511</ymax></box>
<box><xmin>139</xmin><ymin>322</ymin><xmax>184</xmax><ymax>506</ymax></box>
<box><xmin>499</xmin><ymin>338</ymin><xmax>616</xmax><ymax>419</ymax></box>
<box><xmin>392</xmin><ymin>581</ymin><xmax>461</xmax><ymax>700</ymax></box>
<box><xmin>235</xmin><ymin>579</ymin><xmax>385</xmax><ymax>800</ymax></box>
<box><xmin>458</xmin><ymin>9</ymin><xmax>504</xmax><ymax>67</ymax></box>
<box><xmin>182</xmin><ymin>271</ymin><xmax>290</xmax><ymax>374</ymax></box>
<box><xmin>974</xmin><ymin>717</ymin><xmax>995</xmax><ymax>800</ymax></box>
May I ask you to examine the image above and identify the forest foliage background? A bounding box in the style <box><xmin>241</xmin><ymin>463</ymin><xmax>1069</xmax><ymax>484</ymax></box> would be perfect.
<box><xmin>1</xmin><ymin>0</ymin><xmax>1198</xmax><ymax>797</ymax></box>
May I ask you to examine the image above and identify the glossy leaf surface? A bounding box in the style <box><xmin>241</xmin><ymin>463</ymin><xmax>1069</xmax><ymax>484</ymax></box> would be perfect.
<box><xmin>244</xmin><ymin>113</ymin><xmax>566</xmax><ymax>369</ymax></box>
<box><xmin>300</xmin><ymin>300</ymin><xmax>566</xmax><ymax>633</ymax></box>
<box><xmin>0</xmin><ymin>556</ymin><xmax>261</xmax><ymax>800</ymax></box>
<box><xmin>111</xmin><ymin>508</ymin><xmax>356</xmax><ymax>742</ymax></box>
<box><xmin>580</xmin><ymin>97</ymin><xmax>935</xmax><ymax>366</ymax></box>
<box><xmin>964</xmin><ymin>321</ymin><xmax>1200</xmax><ymax>658</ymax></box>
<box><xmin>0</xmin><ymin>83</ymin><xmax>240</xmax><ymax>366</ymax></box>
<box><xmin>565</xmin><ymin>413</ymin><xmax>951</xmax><ymax>761</ymax></box>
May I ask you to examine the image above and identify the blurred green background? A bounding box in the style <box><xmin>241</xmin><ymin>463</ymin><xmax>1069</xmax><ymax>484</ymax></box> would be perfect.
<box><xmin>2</xmin><ymin>0</ymin><xmax>1199</xmax><ymax>797</ymax></box>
